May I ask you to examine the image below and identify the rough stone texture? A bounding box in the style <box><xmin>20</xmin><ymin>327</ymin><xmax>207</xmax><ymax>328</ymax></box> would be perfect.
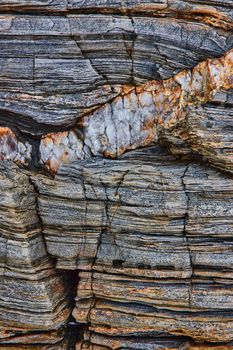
<box><xmin>2</xmin><ymin>49</ymin><xmax>233</xmax><ymax>174</ymax></box>
<box><xmin>0</xmin><ymin>1</ymin><xmax>233</xmax><ymax>349</ymax></box>
<box><xmin>0</xmin><ymin>161</ymin><xmax>72</xmax><ymax>348</ymax></box>
<box><xmin>0</xmin><ymin>6</ymin><xmax>232</xmax><ymax>135</ymax></box>
<box><xmin>0</xmin><ymin>127</ymin><xmax>32</xmax><ymax>164</ymax></box>
<box><xmin>34</xmin><ymin>146</ymin><xmax>233</xmax><ymax>346</ymax></box>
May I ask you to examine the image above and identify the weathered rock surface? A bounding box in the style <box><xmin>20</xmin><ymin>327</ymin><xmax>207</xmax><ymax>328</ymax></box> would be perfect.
<box><xmin>0</xmin><ymin>1</ymin><xmax>233</xmax><ymax>349</ymax></box>
<box><xmin>0</xmin><ymin>161</ymin><xmax>72</xmax><ymax>348</ymax></box>
<box><xmin>0</xmin><ymin>6</ymin><xmax>232</xmax><ymax>135</ymax></box>
<box><xmin>2</xmin><ymin>49</ymin><xmax>233</xmax><ymax>174</ymax></box>
<box><xmin>34</xmin><ymin>146</ymin><xmax>233</xmax><ymax>346</ymax></box>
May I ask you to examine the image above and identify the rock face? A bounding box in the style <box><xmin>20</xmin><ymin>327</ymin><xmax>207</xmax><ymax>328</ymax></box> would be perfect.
<box><xmin>0</xmin><ymin>161</ymin><xmax>72</xmax><ymax>349</ymax></box>
<box><xmin>35</xmin><ymin>147</ymin><xmax>233</xmax><ymax>346</ymax></box>
<box><xmin>0</xmin><ymin>1</ymin><xmax>233</xmax><ymax>349</ymax></box>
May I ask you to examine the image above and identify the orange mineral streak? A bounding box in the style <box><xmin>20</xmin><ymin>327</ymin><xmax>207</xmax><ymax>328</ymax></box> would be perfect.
<box><xmin>40</xmin><ymin>130</ymin><xmax>85</xmax><ymax>174</ymax></box>
<box><xmin>41</xmin><ymin>133</ymin><xmax>67</xmax><ymax>174</ymax></box>
<box><xmin>40</xmin><ymin>48</ymin><xmax>233</xmax><ymax>174</ymax></box>
<box><xmin>224</xmin><ymin>50</ymin><xmax>233</xmax><ymax>89</ymax></box>
<box><xmin>0</xmin><ymin>127</ymin><xmax>15</xmax><ymax>138</ymax></box>
<box><xmin>0</xmin><ymin>127</ymin><xmax>17</xmax><ymax>160</ymax></box>
<box><xmin>41</xmin><ymin>131</ymin><xmax>69</xmax><ymax>145</ymax></box>
<box><xmin>116</xmin><ymin>3</ymin><xmax>232</xmax><ymax>31</ymax></box>
<box><xmin>187</xmin><ymin>4</ymin><xmax>233</xmax><ymax>30</ymax></box>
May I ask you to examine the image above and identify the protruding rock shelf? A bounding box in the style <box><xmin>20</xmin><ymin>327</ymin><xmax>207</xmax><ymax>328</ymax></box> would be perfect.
<box><xmin>2</xmin><ymin>49</ymin><xmax>233</xmax><ymax>174</ymax></box>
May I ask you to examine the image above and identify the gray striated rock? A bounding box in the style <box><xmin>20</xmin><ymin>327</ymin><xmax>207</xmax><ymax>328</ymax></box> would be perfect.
<box><xmin>0</xmin><ymin>10</ymin><xmax>231</xmax><ymax>134</ymax></box>
<box><xmin>0</xmin><ymin>1</ymin><xmax>233</xmax><ymax>349</ymax></box>
<box><xmin>34</xmin><ymin>146</ymin><xmax>233</xmax><ymax>345</ymax></box>
<box><xmin>0</xmin><ymin>161</ymin><xmax>72</xmax><ymax>347</ymax></box>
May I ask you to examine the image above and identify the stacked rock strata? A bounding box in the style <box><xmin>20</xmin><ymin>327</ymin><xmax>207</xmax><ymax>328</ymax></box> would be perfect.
<box><xmin>0</xmin><ymin>162</ymin><xmax>72</xmax><ymax>349</ymax></box>
<box><xmin>34</xmin><ymin>147</ymin><xmax>233</xmax><ymax>348</ymax></box>
<box><xmin>0</xmin><ymin>1</ymin><xmax>233</xmax><ymax>349</ymax></box>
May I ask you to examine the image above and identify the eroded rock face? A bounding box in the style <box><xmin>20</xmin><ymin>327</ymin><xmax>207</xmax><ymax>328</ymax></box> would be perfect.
<box><xmin>0</xmin><ymin>1</ymin><xmax>233</xmax><ymax>349</ymax></box>
<box><xmin>79</xmin><ymin>50</ymin><xmax>233</xmax><ymax>173</ymax></box>
<box><xmin>34</xmin><ymin>147</ymin><xmax>233</xmax><ymax>345</ymax></box>
<box><xmin>0</xmin><ymin>49</ymin><xmax>232</xmax><ymax>174</ymax></box>
<box><xmin>0</xmin><ymin>161</ymin><xmax>72</xmax><ymax>348</ymax></box>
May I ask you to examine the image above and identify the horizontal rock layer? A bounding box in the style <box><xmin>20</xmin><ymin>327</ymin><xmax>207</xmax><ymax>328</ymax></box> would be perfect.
<box><xmin>0</xmin><ymin>161</ymin><xmax>73</xmax><ymax>347</ymax></box>
<box><xmin>76</xmin><ymin>333</ymin><xmax>233</xmax><ymax>350</ymax></box>
<box><xmin>1</xmin><ymin>0</ymin><xmax>233</xmax><ymax>30</ymax></box>
<box><xmin>33</xmin><ymin>146</ymin><xmax>233</xmax><ymax>345</ymax></box>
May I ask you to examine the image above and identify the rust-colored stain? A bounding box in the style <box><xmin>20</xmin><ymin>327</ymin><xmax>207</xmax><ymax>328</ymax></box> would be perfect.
<box><xmin>0</xmin><ymin>127</ymin><xmax>17</xmax><ymax>142</ymax></box>
<box><xmin>40</xmin><ymin>130</ymin><xmax>85</xmax><ymax>174</ymax></box>
<box><xmin>0</xmin><ymin>127</ymin><xmax>18</xmax><ymax>160</ymax></box>
<box><xmin>1</xmin><ymin>49</ymin><xmax>233</xmax><ymax>173</ymax></box>
<box><xmin>40</xmin><ymin>48</ymin><xmax>233</xmax><ymax>173</ymax></box>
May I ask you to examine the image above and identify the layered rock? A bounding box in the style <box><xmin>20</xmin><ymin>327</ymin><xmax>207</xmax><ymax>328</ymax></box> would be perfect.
<box><xmin>34</xmin><ymin>146</ymin><xmax>233</xmax><ymax>347</ymax></box>
<box><xmin>1</xmin><ymin>0</ymin><xmax>233</xmax><ymax>27</ymax></box>
<box><xmin>0</xmin><ymin>6</ymin><xmax>232</xmax><ymax>135</ymax></box>
<box><xmin>1</xmin><ymin>49</ymin><xmax>232</xmax><ymax>174</ymax></box>
<box><xmin>0</xmin><ymin>0</ymin><xmax>233</xmax><ymax>349</ymax></box>
<box><xmin>0</xmin><ymin>161</ymin><xmax>72</xmax><ymax>348</ymax></box>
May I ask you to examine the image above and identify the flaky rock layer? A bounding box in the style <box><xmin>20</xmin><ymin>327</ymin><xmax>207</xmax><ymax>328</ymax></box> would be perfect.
<box><xmin>0</xmin><ymin>1</ymin><xmax>233</xmax><ymax>349</ymax></box>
